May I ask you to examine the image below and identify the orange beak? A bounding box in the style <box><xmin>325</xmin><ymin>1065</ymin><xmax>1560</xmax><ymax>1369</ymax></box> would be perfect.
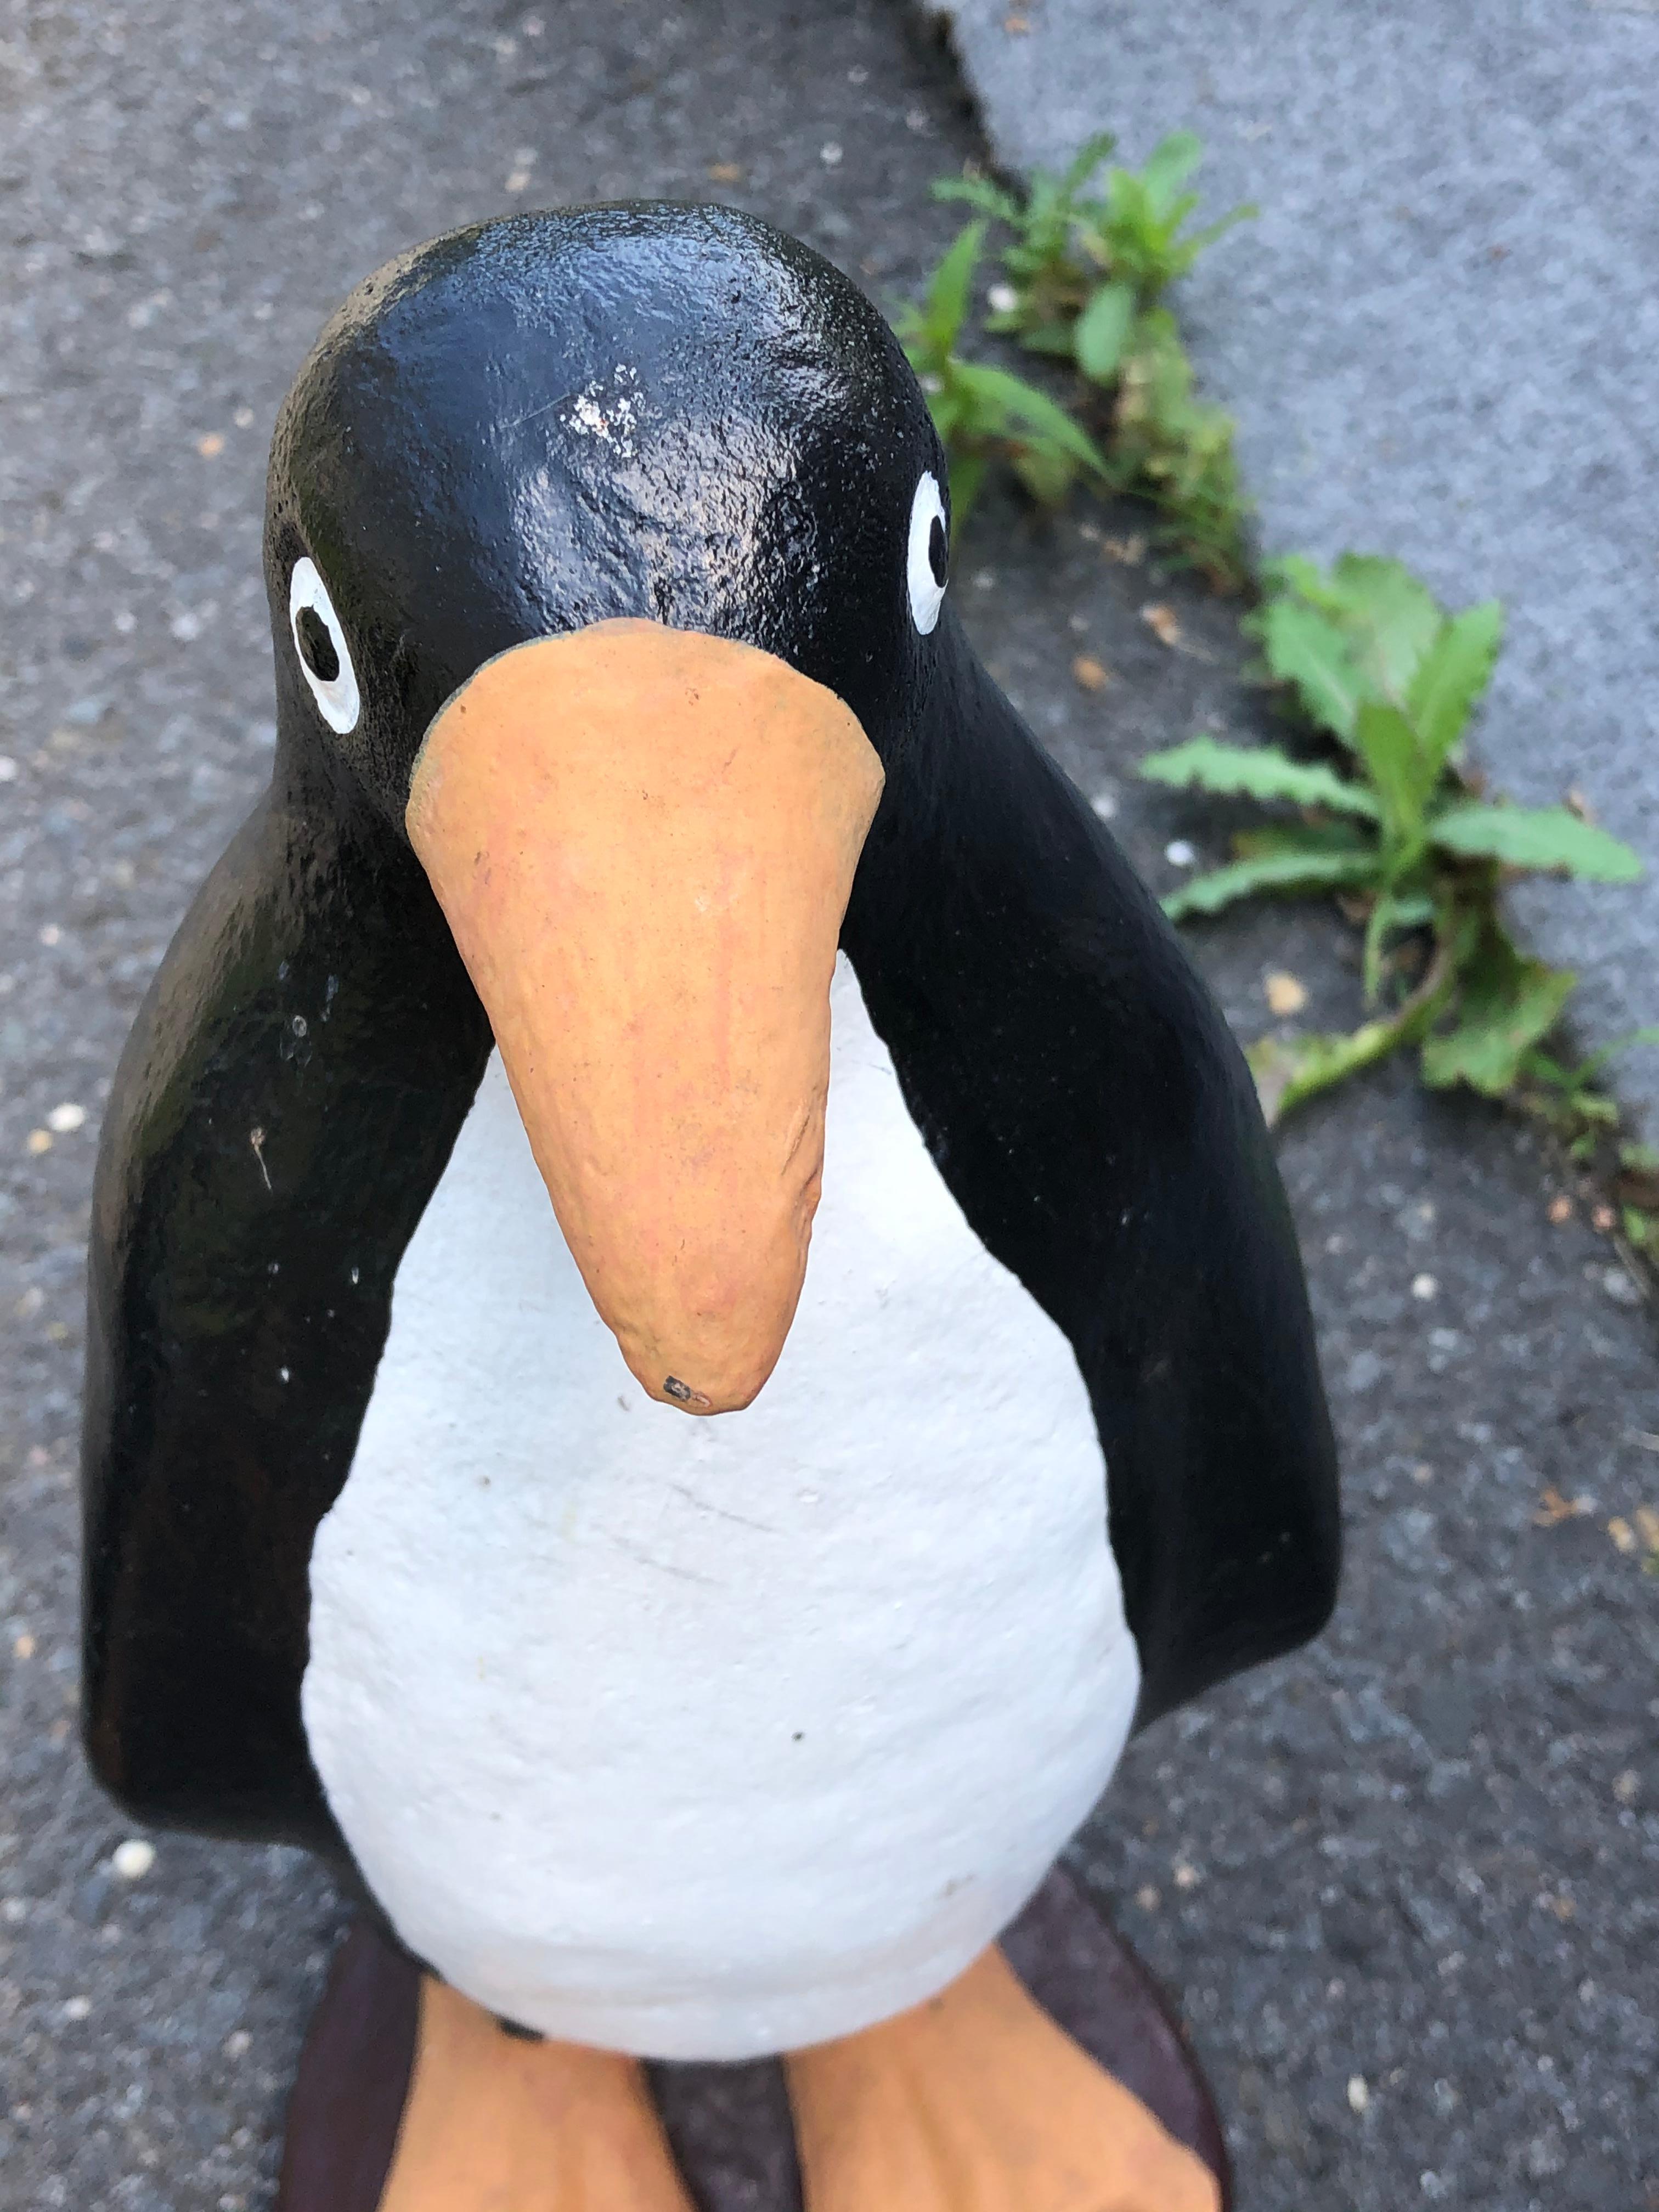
<box><xmin>405</xmin><ymin>618</ymin><xmax>884</xmax><ymax>1415</ymax></box>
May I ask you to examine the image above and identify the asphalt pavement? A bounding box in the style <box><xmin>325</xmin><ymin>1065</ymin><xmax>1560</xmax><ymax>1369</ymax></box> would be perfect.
<box><xmin>1</xmin><ymin>4</ymin><xmax>1656</xmax><ymax>2209</ymax></box>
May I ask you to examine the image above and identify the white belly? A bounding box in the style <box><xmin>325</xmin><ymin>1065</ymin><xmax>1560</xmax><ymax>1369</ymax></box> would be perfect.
<box><xmin>302</xmin><ymin>958</ymin><xmax>1138</xmax><ymax>2059</ymax></box>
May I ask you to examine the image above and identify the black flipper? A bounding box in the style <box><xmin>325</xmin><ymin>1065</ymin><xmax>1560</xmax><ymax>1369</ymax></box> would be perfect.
<box><xmin>847</xmin><ymin>622</ymin><xmax>1340</xmax><ymax>1728</ymax></box>
<box><xmin>81</xmin><ymin>765</ymin><xmax>490</xmax><ymax>1848</ymax></box>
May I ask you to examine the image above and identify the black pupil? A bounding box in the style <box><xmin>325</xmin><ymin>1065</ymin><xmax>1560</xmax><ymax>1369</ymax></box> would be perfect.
<box><xmin>928</xmin><ymin>513</ymin><xmax>949</xmax><ymax>589</ymax></box>
<box><xmin>296</xmin><ymin>604</ymin><xmax>341</xmax><ymax>683</ymax></box>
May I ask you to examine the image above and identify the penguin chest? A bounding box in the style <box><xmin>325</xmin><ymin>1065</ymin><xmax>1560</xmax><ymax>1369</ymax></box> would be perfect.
<box><xmin>301</xmin><ymin>958</ymin><xmax>1139</xmax><ymax>2058</ymax></box>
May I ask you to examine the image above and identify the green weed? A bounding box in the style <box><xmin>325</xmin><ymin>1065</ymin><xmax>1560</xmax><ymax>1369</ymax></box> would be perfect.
<box><xmin>905</xmin><ymin>134</ymin><xmax>1254</xmax><ymax>580</ymax></box>
<box><xmin>1517</xmin><ymin>1032</ymin><xmax>1659</xmax><ymax>1158</ymax></box>
<box><xmin>1139</xmin><ymin>555</ymin><xmax>1644</xmax><ymax>1124</ymax></box>
<box><xmin>893</xmin><ymin>221</ymin><xmax>1108</xmax><ymax>531</ymax></box>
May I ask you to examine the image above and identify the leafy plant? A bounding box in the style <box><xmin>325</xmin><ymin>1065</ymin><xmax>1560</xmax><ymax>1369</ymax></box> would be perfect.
<box><xmin>1518</xmin><ymin>1031</ymin><xmax>1659</xmax><ymax>1158</ymax></box>
<box><xmin>893</xmin><ymin>221</ymin><xmax>1108</xmax><ymax>531</ymax></box>
<box><xmin>910</xmin><ymin>133</ymin><xmax>1255</xmax><ymax>583</ymax></box>
<box><xmin>937</xmin><ymin>130</ymin><xmax>1254</xmax><ymax>351</ymax></box>
<box><xmin>1139</xmin><ymin>555</ymin><xmax>1644</xmax><ymax>1122</ymax></box>
<box><xmin>1106</xmin><ymin>310</ymin><xmax>1251</xmax><ymax>590</ymax></box>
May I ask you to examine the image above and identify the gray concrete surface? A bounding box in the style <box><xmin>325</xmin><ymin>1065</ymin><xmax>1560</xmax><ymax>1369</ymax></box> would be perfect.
<box><xmin>1</xmin><ymin>3</ymin><xmax>1656</xmax><ymax>2209</ymax></box>
<box><xmin>927</xmin><ymin>0</ymin><xmax>1659</xmax><ymax>1126</ymax></box>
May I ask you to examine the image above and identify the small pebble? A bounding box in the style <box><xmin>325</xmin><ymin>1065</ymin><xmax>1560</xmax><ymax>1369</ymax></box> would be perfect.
<box><xmin>1601</xmin><ymin>1266</ymin><xmax>1641</xmax><ymax>1307</ymax></box>
<box><xmin>1607</xmin><ymin>1517</ymin><xmax>1636</xmax><ymax>1554</ymax></box>
<box><xmin>111</xmin><ymin>1838</ymin><xmax>156</xmax><ymax>1881</ymax></box>
<box><xmin>987</xmin><ymin>282</ymin><xmax>1018</xmax><ymax>314</ymax></box>
<box><xmin>224</xmin><ymin>2029</ymin><xmax>252</xmax><ymax>2058</ymax></box>
<box><xmin>196</xmin><ymin>432</ymin><xmax>225</xmax><ymax>459</ymax></box>
<box><xmin>13</xmin><ymin>1633</ymin><xmax>35</xmax><ymax>1660</ymax></box>
<box><xmin>1172</xmin><ymin>1860</ymin><xmax>1201</xmax><ymax>1891</ymax></box>
<box><xmin>1141</xmin><ymin>601</ymin><xmax>1181</xmax><ymax>647</ymax></box>
<box><xmin>1548</xmin><ymin>1194</ymin><xmax>1573</xmax><ymax>1224</ymax></box>
<box><xmin>27</xmin><ymin>1130</ymin><xmax>53</xmax><ymax>1156</ymax></box>
<box><xmin>64</xmin><ymin>1995</ymin><xmax>92</xmax><ymax>2022</ymax></box>
<box><xmin>1612</xmin><ymin>1769</ymin><xmax>1638</xmax><ymax>1805</ymax></box>
<box><xmin>1135</xmin><ymin>1884</ymin><xmax>1161</xmax><ymax>1912</ymax></box>
<box><xmin>1164</xmin><ymin>840</ymin><xmax>1196</xmax><ymax>868</ymax></box>
<box><xmin>1411</xmin><ymin>1273</ymin><xmax>1438</xmax><ymax>1300</ymax></box>
<box><xmin>1090</xmin><ymin>790</ymin><xmax>1118</xmax><ymax>822</ymax></box>
<box><xmin>47</xmin><ymin>1102</ymin><xmax>86</xmax><ymax>1134</ymax></box>
<box><xmin>1348</xmin><ymin>2074</ymin><xmax>1370</xmax><ymax>2114</ymax></box>
<box><xmin>1071</xmin><ymin>654</ymin><xmax>1110</xmax><ymax>692</ymax></box>
<box><xmin>819</xmin><ymin>142</ymin><xmax>843</xmax><ymax>167</ymax></box>
<box><xmin>1264</xmin><ymin>970</ymin><xmax>1307</xmax><ymax>1017</ymax></box>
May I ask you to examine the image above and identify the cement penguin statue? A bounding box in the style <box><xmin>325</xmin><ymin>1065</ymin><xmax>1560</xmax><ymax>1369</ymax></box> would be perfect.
<box><xmin>83</xmin><ymin>204</ymin><xmax>1339</xmax><ymax>2212</ymax></box>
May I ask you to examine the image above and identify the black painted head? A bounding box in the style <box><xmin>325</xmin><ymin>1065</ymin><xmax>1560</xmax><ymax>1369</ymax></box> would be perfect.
<box><xmin>264</xmin><ymin>203</ymin><xmax>951</xmax><ymax>823</ymax></box>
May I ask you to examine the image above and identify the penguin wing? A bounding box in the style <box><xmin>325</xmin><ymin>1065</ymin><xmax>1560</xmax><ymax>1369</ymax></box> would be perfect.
<box><xmin>82</xmin><ymin>784</ymin><xmax>490</xmax><ymax>1847</ymax></box>
<box><xmin>846</xmin><ymin>639</ymin><xmax>1341</xmax><ymax>1728</ymax></box>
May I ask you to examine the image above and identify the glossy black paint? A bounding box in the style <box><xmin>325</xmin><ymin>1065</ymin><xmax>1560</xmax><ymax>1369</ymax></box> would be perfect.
<box><xmin>83</xmin><ymin>204</ymin><xmax>1338</xmax><ymax>1851</ymax></box>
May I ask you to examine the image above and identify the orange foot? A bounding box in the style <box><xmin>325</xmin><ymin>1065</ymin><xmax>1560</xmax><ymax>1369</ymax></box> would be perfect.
<box><xmin>786</xmin><ymin>1945</ymin><xmax>1222</xmax><ymax>2212</ymax></box>
<box><xmin>378</xmin><ymin>1978</ymin><xmax>695</xmax><ymax>2212</ymax></box>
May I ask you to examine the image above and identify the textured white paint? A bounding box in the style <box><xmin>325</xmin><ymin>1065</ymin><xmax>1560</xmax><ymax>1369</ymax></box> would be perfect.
<box><xmin>303</xmin><ymin>958</ymin><xmax>1137</xmax><ymax>2059</ymax></box>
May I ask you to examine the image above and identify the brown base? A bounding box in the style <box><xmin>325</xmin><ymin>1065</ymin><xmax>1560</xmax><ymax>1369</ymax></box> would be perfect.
<box><xmin>276</xmin><ymin>1869</ymin><xmax>1231</xmax><ymax>2212</ymax></box>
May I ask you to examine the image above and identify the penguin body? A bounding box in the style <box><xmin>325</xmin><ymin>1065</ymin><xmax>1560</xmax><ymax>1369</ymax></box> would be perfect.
<box><xmin>305</xmin><ymin>958</ymin><xmax>1136</xmax><ymax>2057</ymax></box>
<box><xmin>81</xmin><ymin>205</ymin><xmax>1339</xmax><ymax>2062</ymax></box>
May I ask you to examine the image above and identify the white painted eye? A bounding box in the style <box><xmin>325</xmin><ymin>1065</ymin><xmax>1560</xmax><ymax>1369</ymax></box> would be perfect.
<box><xmin>906</xmin><ymin>470</ymin><xmax>949</xmax><ymax>636</ymax></box>
<box><xmin>289</xmin><ymin>556</ymin><xmax>360</xmax><ymax>734</ymax></box>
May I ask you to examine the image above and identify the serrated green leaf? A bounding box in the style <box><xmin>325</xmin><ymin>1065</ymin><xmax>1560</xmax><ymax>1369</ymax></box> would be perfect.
<box><xmin>932</xmin><ymin>175</ymin><xmax>1024</xmax><ymax>224</ymax></box>
<box><xmin>1059</xmin><ymin>129</ymin><xmax>1119</xmax><ymax>197</ymax></box>
<box><xmin>1138</xmin><ymin>733</ymin><xmax>1380</xmax><ymax>818</ymax></box>
<box><xmin>954</xmin><ymin>362</ymin><xmax>1108</xmax><ymax>471</ymax></box>
<box><xmin>1074</xmin><ymin>281</ymin><xmax>1136</xmax><ymax>382</ymax></box>
<box><xmin>1407</xmin><ymin>600</ymin><xmax>1503</xmax><ymax>768</ymax></box>
<box><xmin>1328</xmin><ymin>555</ymin><xmax>1441</xmax><ymax>697</ymax></box>
<box><xmin>1161</xmin><ymin>845</ymin><xmax>1379</xmax><ymax>920</ymax></box>
<box><xmin>1428</xmin><ymin>801</ymin><xmax>1643</xmax><ymax>882</ymax></box>
<box><xmin>924</xmin><ymin>222</ymin><xmax>986</xmax><ymax>352</ymax></box>
<box><xmin>1249</xmin><ymin>1014</ymin><xmax>1416</xmax><ymax>1126</ymax></box>
<box><xmin>1258</xmin><ymin>597</ymin><xmax>1368</xmax><ymax>742</ymax></box>
<box><xmin>1231</xmin><ymin>822</ymin><xmax>1378</xmax><ymax>863</ymax></box>
<box><xmin>1353</xmin><ymin>699</ymin><xmax>1433</xmax><ymax>839</ymax></box>
<box><xmin>1138</xmin><ymin>130</ymin><xmax>1203</xmax><ymax>218</ymax></box>
<box><xmin>1421</xmin><ymin>922</ymin><xmax>1576</xmax><ymax>1095</ymax></box>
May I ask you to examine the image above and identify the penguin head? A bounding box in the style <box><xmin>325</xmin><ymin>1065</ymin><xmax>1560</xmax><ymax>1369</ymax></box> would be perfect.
<box><xmin>262</xmin><ymin>205</ymin><xmax>953</xmax><ymax>1421</ymax></box>
<box><xmin>264</xmin><ymin>203</ymin><xmax>951</xmax><ymax>814</ymax></box>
